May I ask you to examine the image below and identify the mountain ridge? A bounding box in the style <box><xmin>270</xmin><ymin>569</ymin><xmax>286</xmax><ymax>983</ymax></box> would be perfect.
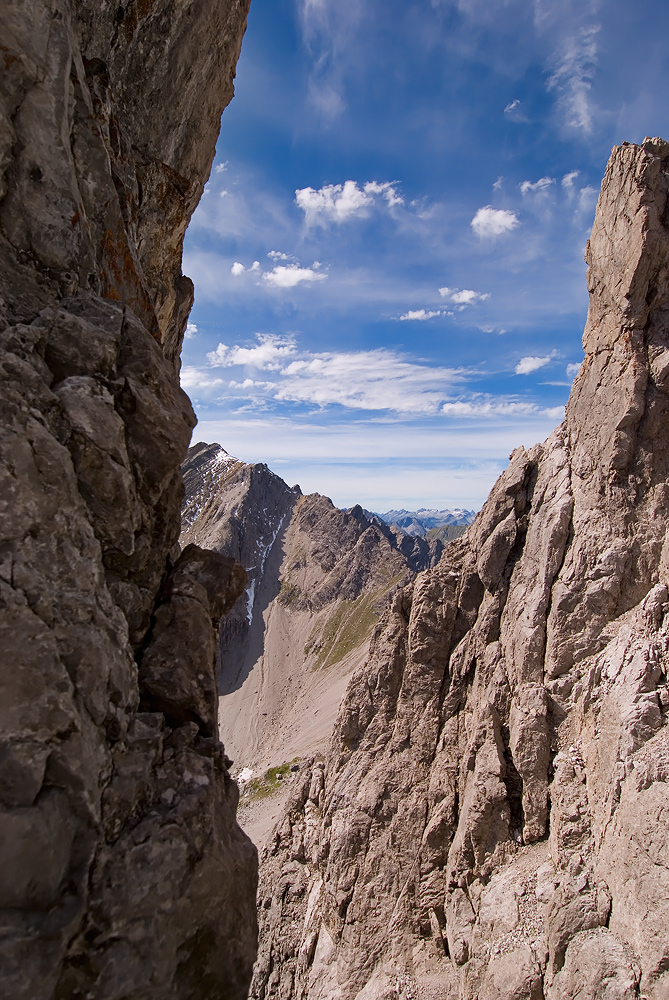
<box><xmin>180</xmin><ymin>442</ymin><xmax>448</xmax><ymax>844</ymax></box>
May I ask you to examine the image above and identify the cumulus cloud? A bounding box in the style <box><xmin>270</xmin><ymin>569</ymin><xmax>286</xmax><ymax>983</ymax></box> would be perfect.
<box><xmin>263</xmin><ymin>264</ymin><xmax>327</xmax><ymax>288</ymax></box>
<box><xmin>399</xmin><ymin>309</ymin><xmax>442</xmax><ymax>321</ymax></box>
<box><xmin>184</xmin><ymin>322</ymin><xmax>197</xmax><ymax>340</ymax></box>
<box><xmin>268</xmin><ymin>250</ymin><xmax>292</xmax><ymax>260</ymax></box>
<box><xmin>515</xmin><ymin>353</ymin><xmax>557</xmax><ymax>375</ymax></box>
<box><xmin>214</xmin><ymin>162</ymin><xmax>228</xmax><ymax>173</ymax></box>
<box><xmin>207</xmin><ymin>334</ymin><xmax>297</xmax><ymax>369</ymax></box>
<box><xmin>520</xmin><ymin>177</ymin><xmax>554</xmax><ymax>195</ymax></box>
<box><xmin>295</xmin><ymin>179</ymin><xmax>402</xmax><ymax>225</ymax></box>
<box><xmin>471</xmin><ymin>206</ymin><xmax>519</xmax><ymax>239</ymax></box>
<box><xmin>296</xmin><ymin>180</ymin><xmax>372</xmax><ymax>225</ymax></box>
<box><xmin>439</xmin><ymin>287</ymin><xmax>490</xmax><ymax>308</ymax></box>
<box><xmin>231</xmin><ymin>261</ymin><xmax>245</xmax><ymax>276</ymax></box>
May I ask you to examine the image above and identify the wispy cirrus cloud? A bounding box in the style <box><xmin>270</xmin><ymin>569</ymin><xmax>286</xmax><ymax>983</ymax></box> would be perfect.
<box><xmin>296</xmin><ymin>0</ymin><xmax>365</xmax><ymax>117</ymax></box>
<box><xmin>546</xmin><ymin>23</ymin><xmax>600</xmax><ymax>133</ymax></box>
<box><xmin>442</xmin><ymin>396</ymin><xmax>564</xmax><ymax>420</ymax></box>
<box><xmin>275</xmin><ymin>349</ymin><xmax>461</xmax><ymax>413</ymax></box>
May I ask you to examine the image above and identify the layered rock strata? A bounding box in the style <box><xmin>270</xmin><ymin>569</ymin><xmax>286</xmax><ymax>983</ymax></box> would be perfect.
<box><xmin>181</xmin><ymin>443</ymin><xmax>443</xmax><ymax>797</ymax></box>
<box><xmin>0</xmin><ymin>2</ymin><xmax>256</xmax><ymax>998</ymax></box>
<box><xmin>252</xmin><ymin>139</ymin><xmax>669</xmax><ymax>1000</ymax></box>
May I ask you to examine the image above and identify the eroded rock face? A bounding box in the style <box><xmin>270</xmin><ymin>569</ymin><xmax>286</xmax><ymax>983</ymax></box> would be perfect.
<box><xmin>0</xmin><ymin>2</ymin><xmax>256</xmax><ymax>998</ymax></box>
<box><xmin>251</xmin><ymin>139</ymin><xmax>669</xmax><ymax>1000</ymax></box>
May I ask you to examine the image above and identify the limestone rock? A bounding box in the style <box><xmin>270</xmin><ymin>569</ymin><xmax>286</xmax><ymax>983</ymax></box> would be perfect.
<box><xmin>0</xmin><ymin>0</ymin><xmax>256</xmax><ymax>997</ymax></box>
<box><xmin>250</xmin><ymin>140</ymin><xmax>669</xmax><ymax>1000</ymax></box>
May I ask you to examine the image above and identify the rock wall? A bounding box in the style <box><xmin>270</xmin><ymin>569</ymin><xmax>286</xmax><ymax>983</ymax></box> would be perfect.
<box><xmin>0</xmin><ymin>2</ymin><xmax>257</xmax><ymax>998</ymax></box>
<box><xmin>252</xmin><ymin>139</ymin><xmax>669</xmax><ymax>1000</ymax></box>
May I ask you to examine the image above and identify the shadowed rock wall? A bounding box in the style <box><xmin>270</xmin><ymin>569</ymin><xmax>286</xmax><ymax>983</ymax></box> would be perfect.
<box><xmin>252</xmin><ymin>140</ymin><xmax>669</xmax><ymax>1000</ymax></box>
<box><xmin>0</xmin><ymin>1</ymin><xmax>257</xmax><ymax>997</ymax></box>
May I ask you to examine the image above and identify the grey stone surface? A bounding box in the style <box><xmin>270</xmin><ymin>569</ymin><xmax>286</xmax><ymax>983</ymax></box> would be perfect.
<box><xmin>0</xmin><ymin>1</ymin><xmax>257</xmax><ymax>997</ymax></box>
<box><xmin>250</xmin><ymin>140</ymin><xmax>669</xmax><ymax>1000</ymax></box>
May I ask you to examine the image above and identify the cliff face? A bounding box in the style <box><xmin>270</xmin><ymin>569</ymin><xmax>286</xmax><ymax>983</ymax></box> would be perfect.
<box><xmin>252</xmin><ymin>139</ymin><xmax>669</xmax><ymax>1000</ymax></box>
<box><xmin>0</xmin><ymin>3</ymin><xmax>257</xmax><ymax>998</ymax></box>
<box><xmin>180</xmin><ymin>443</ymin><xmax>443</xmax><ymax>826</ymax></box>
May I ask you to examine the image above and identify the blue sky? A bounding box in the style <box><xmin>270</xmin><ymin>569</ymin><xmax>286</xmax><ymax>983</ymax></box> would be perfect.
<box><xmin>182</xmin><ymin>0</ymin><xmax>669</xmax><ymax>512</ymax></box>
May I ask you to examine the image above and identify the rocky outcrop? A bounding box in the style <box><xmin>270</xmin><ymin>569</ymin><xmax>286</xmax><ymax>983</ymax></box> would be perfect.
<box><xmin>251</xmin><ymin>139</ymin><xmax>669</xmax><ymax>1000</ymax></box>
<box><xmin>0</xmin><ymin>2</ymin><xmax>256</xmax><ymax>998</ymax></box>
<box><xmin>180</xmin><ymin>443</ymin><xmax>444</xmax><ymax>803</ymax></box>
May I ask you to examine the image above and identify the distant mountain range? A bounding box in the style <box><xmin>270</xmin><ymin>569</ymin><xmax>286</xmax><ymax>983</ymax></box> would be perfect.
<box><xmin>369</xmin><ymin>506</ymin><xmax>477</xmax><ymax>539</ymax></box>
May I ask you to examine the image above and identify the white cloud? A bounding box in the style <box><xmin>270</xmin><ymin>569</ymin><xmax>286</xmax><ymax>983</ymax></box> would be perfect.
<box><xmin>577</xmin><ymin>185</ymin><xmax>597</xmax><ymax>213</ymax></box>
<box><xmin>228</xmin><ymin>378</ymin><xmax>275</xmax><ymax>390</ymax></box>
<box><xmin>515</xmin><ymin>353</ymin><xmax>556</xmax><ymax>375</ymax></box>
<box><xmin>399</xmin><ymin>309</ymin><xmax>442</xmax><ymax>321</ymax></box>
<box><xmin>566</xmin><ymin>362</ymin><xmax>581</xmax><ymax>377</ymax></box>
<box><xmin>231</xmin><ymin>261</ymin><xmax>245</xmax><ymax>276</ymax></box>
<box><xmin>363</xmin><ymin>180</ymin><xmax>404</xmax><ymax>208</ymax></box>
<box><xmin>441</xmin><ymin>397</ymin><xmax>565</xmax><ymax>420</ymax></box>
<box><xmin>276</xmin><ymin>349</ymin><xmax>462</xmax><ymax>414</ymax></box>
<box><xmin>562</xmin><ymin>170</ymin><xmax>580</xmax><ymax>192</ymax></box>
<box><xmin>295</xmin><ymin>179</ymin><xmax>402</xmax><ymax>225</ymax></box>
<box><xmin>184</xmin><ymin>322</ymin><xmax>197</xmax><ymax>340</ymax></box>
<box><xmin>439</xmin><ymin>287</ymin><xmax>490</xmax><ymax>307</ymax></box>
<box><xmin>251</xmin><ymin>260</ymin><xmax>261</xmax><ymax>271</ymax></box>
<box><xmin>268</xmin><ymin>250</ymin><xmax>292</xmax><ymax>260</ymax></box>
<box><xmin>207</xmin><ymin>334</ymin><xmax>297</xmax><ymax>369</ymax></box>
<box><xmin>451</xmin><ymin>289</ymin><xmax>490</xmax><ymax>305</ymax></box>
<box><xmin>263</xmin><ymin>264</ymin><xmax>327</xmax><ymax>288</ymax></box>
<box><xmin>547</xmin><ymin>24</ymin><xmax>600</xmax><ymax>132</ymax></box>
<box><xmin>493</xmin><ymin>176</ymin><xmax>504</xmax><ymax>191</ymax></box>
<box><xmin>214</xmin><ymin>162</ymin><xmax>228</xmax><ymax>174</ymax></box>
<box><xmin>503</xmin><ymin>98</ymin><xmax>529</xmax><ymax>123</ymax></box>
<box><xmin>296</xmin><ymin>180</ymin><xmax>372</xmax><ymax>225</ymax></box>
<box><xmin>520</xmin><ymin>177</ymin><xmax>554</xmax><ymax>195</ymax></box>
<box><xmin>471</xmin><ymin>206</ymin><xmax>519</xmax><ymax>239</ymax></box>
<box><xmin>180</xmin><ymin>366</ymin><xmax>225</xmax><ymax>391</ymax></box>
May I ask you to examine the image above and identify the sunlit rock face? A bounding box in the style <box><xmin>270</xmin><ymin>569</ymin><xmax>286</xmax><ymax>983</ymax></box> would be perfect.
<box><xmin>251</xmin><ymin>139</ymin><xmax>669</xmax><ymax>1000</ymax></box>
<box><xmin>0</xmin><ymin>2</ymin><xmax>257</xmax><ymax>998</ymax></box>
